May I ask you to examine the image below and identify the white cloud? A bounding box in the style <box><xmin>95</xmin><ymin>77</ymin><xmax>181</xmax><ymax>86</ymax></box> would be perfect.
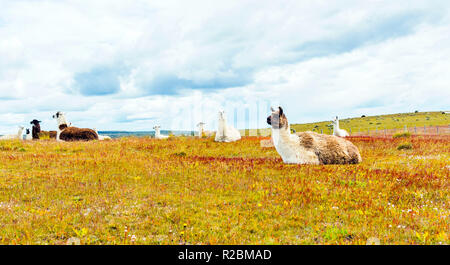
<box><xmin>0</xmin><ymin>0</ymin><xmax>449</xmax><ymax>132</ymax></box>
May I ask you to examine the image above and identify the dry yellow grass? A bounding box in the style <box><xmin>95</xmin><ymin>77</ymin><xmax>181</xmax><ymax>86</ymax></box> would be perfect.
<box><xmin>0</xmin><ymin>136</ymin><xmax>448</xmax><ymax>245</ymax></box>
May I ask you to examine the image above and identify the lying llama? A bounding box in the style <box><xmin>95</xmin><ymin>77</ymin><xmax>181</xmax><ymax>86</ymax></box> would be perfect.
<box><xmin>331</xmin><ymin>116</ymin><xmax>349</xmax><ymax>137</ymax></box>
<box><xmin>53</xmin><ymin>111</ymin><xmax>98</xmax><ymax>141</ymax></box>
<box><xmin>267</xmin><ymin>107</ymin><xmax>361</xmax><ymax>165</ymax></box>
<box><xmin>0</xmin><ymin>126</ymin><xmax>25</xmax><ymax>140</ymax></box>
<box><xmin>215</xmin><ymin>110</ymin><xmax>241</xmax><ymax>142</ymax></box>
<box><xmin>24</xmin><ymin>128</ymin><xmax>33</xmax><ymax>140</ymax></box>
<box><xmin>153</xmin><ymin>125</ymin><xmax>169</xmax><ymax>139</ymax></box>
<box><xmin>30</xmin><ymin>119</ymin><xmax>57</xmax><ymax>140</ymax></box>
<box><xmin>196</xmin><ymin>122</ymin><xmax>215</xmax><ymax>137</ymax></box>
<box><xmin>94</xmin><ymin>128</ymin><xmax>112</xmax><ymax>140</ymax></box>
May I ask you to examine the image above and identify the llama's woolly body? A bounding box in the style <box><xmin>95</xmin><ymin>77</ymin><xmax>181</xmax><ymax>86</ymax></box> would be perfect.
<box><xmin>58</xmin><ymin>125</ymin><xmax>98</xmax><ymax>141</ymax></box>
<box><xmin>94</xmin><ymin>129</ymin><xmax>112</xmax><ymax>140</ymax></box>
<box><xmin>197</xmin><ymin>122</ymin><xmax>215</xmax><ymax>137</ymax></box>
<box><xmin>38</xmin><ymin>131</ymin><xmax>57</xmax><ymax>139</ymax></box>
<box><xmin>268</xmin><ymin>107</ymin><xmax>361</xmax><ymax>165</ymax></box>
<box><xmin>215</xmin><ymin>111</ymin><xmax>241</xmax><ymax>142</ymax></box>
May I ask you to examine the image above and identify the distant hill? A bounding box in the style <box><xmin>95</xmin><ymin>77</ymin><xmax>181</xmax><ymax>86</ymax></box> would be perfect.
<box><xmin>243</xmin><ymin>111</ymin><xmax>450</xmax><ymax>136</ymax></box>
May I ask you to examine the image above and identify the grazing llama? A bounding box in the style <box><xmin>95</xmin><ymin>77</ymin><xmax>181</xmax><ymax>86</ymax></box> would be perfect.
<box><xmin>196</xmin><ymin>122</ymin><xmax>215</xmax><ymax>137</ymax></box>
<box><xmin>267</xmin><ymin>107</ymin><xmax>361</xmax><ymax>165</ymax></box>
<box><xmin>153</xmin><ymin>125</ymin><xmax>169</xmax><ymax>139</ymax></box>
<box><xmin>53</xmin><ymin>112</ymin><xmax>98</xmax><ymax>141</ymax></box>
<box><xmin>215</xmin><ymin>110</ymin><xmax>241</xmax><ymax>142</ymax></box>
<box><xmin>0</xmin><ymin>126</ymin><xmax>25</xmax><ymax>140</ymax></box>
<box><xmin>331</xmin><ymin>116</ymin><xmax>349</xmax><ymax>137</ymax></box>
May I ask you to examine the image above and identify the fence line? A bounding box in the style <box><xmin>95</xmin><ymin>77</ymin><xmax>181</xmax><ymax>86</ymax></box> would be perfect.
<box><xmin>350</xmin><ymin>125</ymin><xmax>450</xmax><ymax>136</ymax></box>
<box><xmin>240</xmin><ymin>125</ymin><xmax>450</xmax><ymax>137</ymax></box>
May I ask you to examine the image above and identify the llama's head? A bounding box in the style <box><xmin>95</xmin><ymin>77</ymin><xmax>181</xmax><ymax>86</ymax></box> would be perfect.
<box><xmin>331</xmin><ymin>116</ymin><xmax>339</xmax><ymax>126</ymax></box>
<box><xmin>30</xmin><ymin>119</ymin><xmax>41</xmax><ymax>126</ymax></box>
<box><xmin>197</xmin><ymin>122</ymin><xmax>206</xmax><ymax>130</ymax></box>
<box><xmin>52</xmin><ymin>111</ymin><xmax>68</xmax><ymax>126</ymax></box>
<box><xmin>267</xmin><ymin>106</ymin><xmax>288</xmax><ymax>129</ymax></box>
<box><xmin>153</xmin><ymin>125</ymin><xmax>160</xmax><ymax>130</ymax></box>
<box><xmin>218</xmin><ymin>110</ymin><xmax>226</xmax><ymax>121</ymax></box>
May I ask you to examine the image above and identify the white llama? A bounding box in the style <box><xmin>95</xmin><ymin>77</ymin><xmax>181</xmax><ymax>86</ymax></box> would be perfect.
<box><xmin>0</xmin><ymin>126</ymin><xmax>25</xmax><ymax>140</ymax></box>
<box><xmin>267</xmin><ymin>107</ymin><xmax>361</xmax><ymax>165</ymax></box>
<box><xmin>331</xmin><ymin>116</ymin><xmax>349</xmax><ymax>137</ymax></box>
<box><xmin>215</xmin><ymin>110</ymin><xmax>241</xmax><ymax>142</ymax></box>
<box><xmin>24</xmin><ymin>128</ymin><xmax>33</xmax><ymax>140</ymax></box>
<box><xmin>153</xmin><ymin>125</ymin><xmax>169</xmax><ymax>139</ymax></box>
<box><xmin>93</xmin><ymin>128</ymin><xmax>112</xmax><ymax>140</ymax></box>
<box><xmin>196</xmin><ymin>122</ymin><xmax>215</xmax><ymax>137</ymax></box>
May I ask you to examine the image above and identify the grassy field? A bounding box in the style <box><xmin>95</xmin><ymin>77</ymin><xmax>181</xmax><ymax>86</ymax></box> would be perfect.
<box><xmin>0</xmin><ymin>134</ymin><xmax>448</xmax><ymax>245</ymax></box>
<box><xmin>246</xmin><ymin>111</ymin><xmax>450</xmax><ymax>136</ymax></box>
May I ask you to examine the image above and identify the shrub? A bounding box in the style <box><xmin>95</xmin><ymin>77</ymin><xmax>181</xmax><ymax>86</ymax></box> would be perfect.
<box><xmin>397</xmin><ymin>142</ymin><xmax>413</xmax><ymax>150</ymax></box>
<box><xmin>393</xmin><ymin>132</ymin><xmax>411</xmax><ymax>138</ymax></box>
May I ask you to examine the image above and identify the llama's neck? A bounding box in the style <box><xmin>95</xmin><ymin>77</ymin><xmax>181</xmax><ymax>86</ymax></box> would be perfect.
<box><xmin>218</xmin><ymin>118</ymin><xmax>227</xmax><ymax>135</ymax></box>
<box><xmin>271</xmin><ymin>124</ymin><xmax>319</xmax><ymax>164</ymax></box>
<box><xmin>271</xmin><ymin>124</ymin><xmax>291</xmax><ymax>146</ymax></box>
<box><xmin>155</xmin><ymin>128</ymin><xmax>160</xmax><ymax>136</ymax></box>
<box><xmin>333</xmin><ymin>120</ymin><xmax>340</xmax><ymax>134</ymax></box>
<box><xmin>56</xmin><ymin>115</ymin><xmax>68</xmax><ymax>127</ymax></box>
<box><xmin>198</xmin><ymin>125</ymin><xmax>204</xmax><ymax>135</ymax></box>
<box><xmin>18</xmin><ymin>127</ymin><xmax>24</xmax><ymax>137</ymax></box>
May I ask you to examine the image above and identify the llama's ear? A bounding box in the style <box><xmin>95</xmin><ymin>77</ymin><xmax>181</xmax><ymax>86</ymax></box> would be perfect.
<box><xmin>270</xmin><ymin>107</ymin><xmax>275</xmax><ymax>112</ymax></box>
<box><xmin>278</xmin><ymin>106</ymin><xmax>283</xmax><ymax>116</ymax></box>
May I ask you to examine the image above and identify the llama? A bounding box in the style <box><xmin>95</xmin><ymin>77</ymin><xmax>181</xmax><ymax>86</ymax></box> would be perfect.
<box><xmin>0</xmin><ymin>126</ymin><xmax>25</xmax><ymax>140</ymax></box>
<box><xmin>24</xmin><ymin>128</ymin><xmax>33</xmax><ymax>140</ymax></box>
<box><xmin>53</xmin><ymin>111</ymin><xmax>98</xmax><ymax>141</ymax></box>
<box><xmin>30</xmin><ymin>119</ymin><xmax>42</xmax><ymax>139</ymax></box>
<box><xmin>215</xmin><ymin>110</ymin><xmax>241</xmax><ymax>142</ymax></box>
<box><xmin>30</xmin><ymin>119</ymin><xmax>57</xmax><ymax>140</ymax></box>
<box><xmin>93</xmin><ymin>128</ymin><xmax>112</xmax><ymax>140</ymax></box>
<box><xmin>331</xmin><ymin>116</ymin><xmax>349</xmax><ymax>137</ymax></box>
<box><xmin>196</xmin><ymin>122</ymin><xmax>215</xmax><ymax>137</ymax></box>
<box><xmin>153</xmin><ymin>125</ymin><xmax>169</xmax><ymax>139</ymax></box>
<box><xmin>267</xmin><ymin>107</ymin><xmax>361</xmax><ymax>165</ymax></box>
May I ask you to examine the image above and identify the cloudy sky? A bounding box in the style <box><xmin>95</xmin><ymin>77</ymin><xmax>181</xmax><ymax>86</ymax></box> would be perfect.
<box><xmin>1</xmin><ymin>0</ymin><xmax>450</xmax><ymax>133</ymax></box>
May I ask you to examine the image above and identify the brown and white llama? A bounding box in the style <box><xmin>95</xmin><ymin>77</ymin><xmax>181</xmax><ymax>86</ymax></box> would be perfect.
<box><xmin>53</xmin><ymin>112</ymin><xmax>98</xmax><ymax>141</ymax></box>
<box><xmin>267</xmin><ymin>107</ymin><xmax>362</xmax><ymax>165</ymax></box>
